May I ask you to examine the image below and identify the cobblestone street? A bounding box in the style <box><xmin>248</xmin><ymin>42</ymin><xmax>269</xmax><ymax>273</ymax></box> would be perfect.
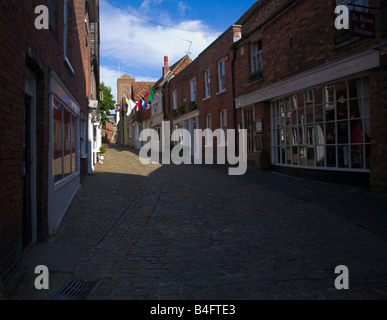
<box><xmin>11</xmin><ymin>144</ymin><xmax>387</xmax><ymax>300</ymax></box>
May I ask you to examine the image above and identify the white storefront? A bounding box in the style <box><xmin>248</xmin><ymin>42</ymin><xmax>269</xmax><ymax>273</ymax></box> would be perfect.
<box><xmin>48</xmin><ymin>72</ymin><xmax>82</xmax><ymax>234</ymax></box>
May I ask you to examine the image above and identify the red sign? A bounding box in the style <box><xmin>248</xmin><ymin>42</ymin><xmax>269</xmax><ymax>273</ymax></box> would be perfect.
<box><xmin>350</xmin><ymin>10</ymin><xmax>375</xmax><ymax>39</ymax></box>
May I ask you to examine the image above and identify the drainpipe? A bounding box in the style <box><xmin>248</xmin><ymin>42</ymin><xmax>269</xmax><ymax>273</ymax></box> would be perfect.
<box><xmin>231</xmin><ymin>45</ymin><xmax>238</xmax><ymax>154</ymax></box>
<box><xmin>231</xmin><ymin>25</ymin><xmax>242</xmax><ymax>154</ymax></box>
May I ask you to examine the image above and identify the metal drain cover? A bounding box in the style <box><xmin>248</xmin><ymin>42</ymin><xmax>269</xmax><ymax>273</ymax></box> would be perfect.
<box><xmin>52</xmin><ymin>279</ymin><xmax>102</xmax><ymax>300</ymax></box>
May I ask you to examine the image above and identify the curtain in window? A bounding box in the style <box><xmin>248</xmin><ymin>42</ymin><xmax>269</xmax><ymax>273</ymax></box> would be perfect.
<box><xmin>356</xmin><ymin>78</ymin><xmax>371</xmax><ymax>137</ymax></box>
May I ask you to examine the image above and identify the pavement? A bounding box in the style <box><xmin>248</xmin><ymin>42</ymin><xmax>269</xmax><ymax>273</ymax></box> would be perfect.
<box><xmin>7</xmin><ymin>143</ymin><xmax>387</xmax><ymax>300</ymax></box>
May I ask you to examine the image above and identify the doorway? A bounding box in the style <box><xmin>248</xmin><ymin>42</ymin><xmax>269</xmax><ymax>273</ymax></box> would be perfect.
<box><xmin>23</xmin><ymin>68</ymin><xmax>37</xmax><ymax>249</ymax></box>
<box><xmin>243</xmin><ymin>108</ymin><xmax>254</xmax><ymax>155</ymax></box>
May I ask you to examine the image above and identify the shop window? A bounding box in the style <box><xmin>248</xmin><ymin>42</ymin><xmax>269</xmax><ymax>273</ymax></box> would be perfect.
<box><xmin>53</xmin><ymin>99</ymin><xmax>78</xmax><ymax>182</ymax></box>
<box><xmin>271</xmin><ymin>77</ymin><xmax>370</xmax><ymax>171</ymax></box>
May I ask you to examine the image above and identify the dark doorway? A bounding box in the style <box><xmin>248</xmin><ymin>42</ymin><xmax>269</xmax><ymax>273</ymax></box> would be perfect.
<box><xmin>22</xmin><ymin>95</ymin><xmax>33</xmax><ymax>249</ymax></box>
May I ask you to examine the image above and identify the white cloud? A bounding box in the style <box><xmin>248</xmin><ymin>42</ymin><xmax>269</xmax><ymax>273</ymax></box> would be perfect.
<box><xmin>100</xmin><ymin>0</ymin><xmax>221</xmax><ymax>86</ymax></box>
<box><xmin>140</xmin><ymin>0</ymin><xmax>165</xmax><ymax>11</ymax></box>
<box><xmin>177</xmin><ymin>1</ymin><xmax>191</xmax><ymax>17</ymax></box>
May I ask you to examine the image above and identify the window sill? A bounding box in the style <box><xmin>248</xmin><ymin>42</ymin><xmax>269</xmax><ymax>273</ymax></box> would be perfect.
<box><xmin>248</xmin><ymin>77</ymin><xmax>264</xmax><ymax>86</ymax></box>
<box><xmin>216</xmin><ymin>90</ymin><xmax>226</xmax><ymax>95</ymax></box>
<box><xmin>203</xmin><ymin>96</ymin><xmax>211</xmax><ymax>101</ymax></box>
<box><xmin>54</xmin><ymin>171</ymin><xmax>80</xmax><ymax>192</ymax></box>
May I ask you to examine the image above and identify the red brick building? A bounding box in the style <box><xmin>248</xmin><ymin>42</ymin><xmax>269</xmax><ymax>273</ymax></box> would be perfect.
<box><xmin>121</xmin><ymin>55</ymin><xmax>191</xmax><ymax>150</ymax></box>
<box><xmin>116</xmin><ymin>75</ymin><xmax>155</xmax><ymax>148</ymax></box>
<box><xmin>102</xmin><ymin>119</ymin><xmax>114</xmax><ymax>143</ymax></box>
<box><xmin>232</xmin><ymin>0</ymin><xmax>387</xmax><ymax>192</ymax></box>
<box><xmin>166</xmin><ymin>28</ymin><xmax>236</xmax><ymax>158</ymax></box>
<box><xmin>0</xmin><ymin>0</ymin><xmax>100</xmax><ymax>293</ymax></box>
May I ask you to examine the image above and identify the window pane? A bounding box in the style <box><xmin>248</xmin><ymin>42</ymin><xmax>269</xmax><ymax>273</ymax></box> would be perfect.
<box><xmin>326</xmin><ymin>122</ymin><xmax>336</xmax><ymax>144</ymax></box>
<box><xmin>292</xmin><ymin>146</ymin><xmax>298</xmax><ymax>165</ymax></box>
<box><xmin>72</xmin><ymin>115</ymin><xmax>76</xmax><ymax>173</ymax></box>
<box><xmin>306</xmin><ymin>106</ymin><xmax>314</xmax><ymax>124</ymax></box>
<box><xmin>327</xmin><ymin>146</ymin><xmax>336</xmax><ymax>167</ymax></box>
<box><xmin>349</xmin><ymin>98</ymin><xmax>361</xmax><ymax>119</ymax></box>
<box><xmin>54</xmin><ymin>102</ymin><xmax>63</xmax><ymax>182</ymax></box>
<box><xmin>314</xmin><ymin>87</ymin><xmax>323</xmax><ymax>105</ymax></box>
<box><xmin>299</xmin><ymin>146</ymin><xmax>306</xmax><ymax>166</ymax></box>
<box><xmin>64</xmin><ymin>110</ymin><xmax>71</xmax><ymax>177</ymax></box>
<box><xmin>351</xmin><ymin>144</ymin><xmax>363</xmax><ymax>169</ymax></box>
<box><xmin>337</xmin><ymin>121</ymin><xmax>349</xmax><ymax>144</ymax></box>
<box><xmin>306</xmin><ymin>146</ymin><xmax>315</xmax><ymax>167</ymax></box>
<box><xmin>316</xmin><ymin>145</ymin><xmax>325</xmax><ymax>167</ymax></box>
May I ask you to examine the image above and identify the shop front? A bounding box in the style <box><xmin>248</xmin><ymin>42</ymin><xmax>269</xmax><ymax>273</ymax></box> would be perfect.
<box><xmin>235</xmin><ymin>50</ymin><xmax>381</xmax><ymax>187</ymax></box>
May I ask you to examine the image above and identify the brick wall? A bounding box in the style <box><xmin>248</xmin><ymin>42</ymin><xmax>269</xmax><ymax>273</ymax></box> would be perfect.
<box><xmin>166</xmin><ymin>28</ymin><xmax>235</xmax><ymax>140</ymax></box>
<box><xmin>0</xmin><ymin>0</ymin><xmax>93</xmax><ymax>289</ymax></box>
<box><xmin>234</xmin><ymin>0</ymin><xmax>384</xmax><ymax>98</ymax></box>
<box><xmin>233</xmin><ymin>0</ymin><xmax>386</xmax><ymax>190</ymax></box>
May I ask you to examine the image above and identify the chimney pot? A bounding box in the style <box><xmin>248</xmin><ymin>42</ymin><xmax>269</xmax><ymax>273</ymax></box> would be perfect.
<box><xmin>164</xmin><ymin>56</ymin><xmax>169</xmax><ymax>67</ymax></box>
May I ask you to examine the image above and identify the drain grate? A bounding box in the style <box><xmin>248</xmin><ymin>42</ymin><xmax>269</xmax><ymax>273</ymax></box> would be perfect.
<box><xmin>51</xmin><ymin>279</ymin><xmax>102</xmax><ymax>300</ymax></box>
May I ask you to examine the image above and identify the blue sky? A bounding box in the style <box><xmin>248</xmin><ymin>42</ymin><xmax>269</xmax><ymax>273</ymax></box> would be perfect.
<box><xmin>99</xmin><ymin>0</ymin><xmax>257</xmax><ymax>102</ymax></box>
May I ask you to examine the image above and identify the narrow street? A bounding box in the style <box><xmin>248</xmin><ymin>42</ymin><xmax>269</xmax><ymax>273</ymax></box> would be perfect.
<box><xmin>11</xmin><ymin>143</ymin><xmax>387</xmax><ymax>300</ymax></box>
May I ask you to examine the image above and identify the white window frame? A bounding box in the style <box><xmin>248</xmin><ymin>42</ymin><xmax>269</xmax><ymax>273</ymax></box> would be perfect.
<box><xmin>206</xmin><ymin>113</ymin><xmax>212</xmax><ymax>145</ymax></box>
<box><xmin>204</xmin><ymin>69</ymin><xmax>211</xmax><ymax>99</ymax></box>
<box><xmin>218</xmin><ymin>59</ymin><xmax>226</xmax><ymax>93</ymax></box>
<box><xmin>220</xmin><ymin>109</ymin><xmax>227</xmax><ymax>145</ymax></box>
<box><xmin>153</xmin><ymin>103</ymin><xmax>158</xmax><ymax>115</ymax></box>
<box><xmin>190</xmin><ymin>78</ymin><xmax>197</xmax><ymax>103</ymax></box>
<box><xmin>270</xmin><ymin>77</ymin><xmax>371</xmax><ymax>172</ymax></box>
<box><xmin>251</xmin><ymin>39</ymin><xmax>262</xmax><ymax>73</ymax></box>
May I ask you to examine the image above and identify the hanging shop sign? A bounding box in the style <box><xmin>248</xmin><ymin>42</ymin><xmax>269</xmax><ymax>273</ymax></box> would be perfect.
<box><xmin>349</xmin><ymin>10</ymin><xmax>375</xmax><ymax>39</ymax></box>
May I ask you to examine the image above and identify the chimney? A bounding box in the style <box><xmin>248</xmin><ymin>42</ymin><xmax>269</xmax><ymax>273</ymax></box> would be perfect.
<box><xmin>162</xmin><ymin>56</ymin><xmax>170</xmax><ymax>78</ymax></box>
<box><xmin>232</xmin><ymin>25</ymin><xmax>242</xmax><ymax>43</ymax></box>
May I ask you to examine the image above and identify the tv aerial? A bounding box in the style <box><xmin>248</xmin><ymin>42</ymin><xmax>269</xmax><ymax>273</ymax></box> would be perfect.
<box><xmin>181</xmin><ymin>39</ymin><xmax>192</xmax><ymax>56</ymax></box>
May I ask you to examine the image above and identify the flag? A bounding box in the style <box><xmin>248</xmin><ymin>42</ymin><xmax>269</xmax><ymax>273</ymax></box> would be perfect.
<box><xmin>147</xmin><ymin>84</ymin><xmax>155</xmax><ymax>103</ymax></box>
<box><xmin>126</xmin><ymin>98</ymin><xmax>136</xmax><ymax>116</ymax></box>
<box><xmin>123</xmin><ymin>95</ymin><xmax>130</xmax><ymax>107</ymax></box>
<box><xmin>141</xmin><ymin>99</ymin><xmax>146</xmax><ymax>109</ymax></box>
<box><xmin>137</xmin><ymin>99</ymin><xmax>141</xmax><ymax>111</ymax></box>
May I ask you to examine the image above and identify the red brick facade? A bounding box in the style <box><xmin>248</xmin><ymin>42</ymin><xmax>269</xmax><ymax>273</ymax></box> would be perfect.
<box><xmin>0</xmin><ymin>0</ymin><xmax>99</xmax><ymax>291</ymax></box>
<box><xmin>166</xmin><ymin>28</ymin><xmax>235</xmax><ymax>154</ymax></box>
<box><xmin>232</xmin><ymin>0</ymin><xmax>387</xmax><ymax>192</ymax></box>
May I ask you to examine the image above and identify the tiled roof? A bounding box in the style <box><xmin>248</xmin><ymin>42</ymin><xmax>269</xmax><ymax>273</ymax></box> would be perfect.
<box><xmin>153</xmin><ymin>55</ymin><xmax>192</xmax><ymax>89</ymax></box>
